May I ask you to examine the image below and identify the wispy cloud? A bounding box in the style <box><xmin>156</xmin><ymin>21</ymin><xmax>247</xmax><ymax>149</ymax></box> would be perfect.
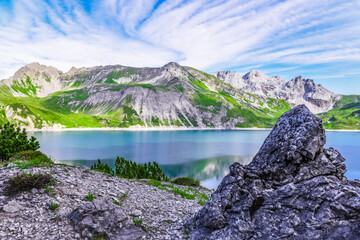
<box><xmin>0</xmin><ymin>0</ymin><xmax>359</xmax><ymax>94</ymax></box>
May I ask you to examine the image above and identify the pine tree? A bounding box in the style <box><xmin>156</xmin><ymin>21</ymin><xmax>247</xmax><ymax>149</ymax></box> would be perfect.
<box><xmin>0</xmin><ymin>123</ymin><xmax>40</xmax><ymax>161</ymax></box>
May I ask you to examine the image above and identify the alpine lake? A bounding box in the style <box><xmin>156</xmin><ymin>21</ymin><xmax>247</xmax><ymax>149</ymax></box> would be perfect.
<box><xmin>33</xmin><ymin>130</ymin><xmax>360</xmax><ymax>189</ymax></box>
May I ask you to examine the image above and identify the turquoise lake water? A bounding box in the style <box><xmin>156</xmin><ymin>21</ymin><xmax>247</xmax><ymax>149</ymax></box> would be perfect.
<box><xmin>33</xmin><ymin>130</ymin><xmax>360</xmax><ymax>189</ymax></box>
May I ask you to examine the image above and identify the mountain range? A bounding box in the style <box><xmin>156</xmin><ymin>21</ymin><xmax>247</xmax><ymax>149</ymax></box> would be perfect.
<box><xmin>0</xmin><ymin>62</ymin><xmax>359</xmax><ymax>130</ymax></box>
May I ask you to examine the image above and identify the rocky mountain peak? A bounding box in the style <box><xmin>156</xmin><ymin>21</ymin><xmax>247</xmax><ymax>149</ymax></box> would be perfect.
<box><xmin>66</xmin><ymin>66</ymin><xmax>78</xmax><ymax>75</ymax></box>
<box><xmin>243</xmin><ymin>69</ymin><xmax>268</xmax><ymax>81</ymax></box>
<box><xmin>216</xmin><ymin>70</ymin><xmax>340</xmax><ymax>113</ymax></box>
<box><xmin>189</xmin><ymin>105</ymin><xmax>360</xmax><ymax>239</ymax></box>
<box><xmin>162</xmin><ymin>61</ymin><xmax>181</xmax><ymax>70</ymax></box>
<box><xmin>11</xmin><ymin>62</ymin><xmax>61</xmax><ymax>81</ymax></box>
<box><xmin>2</xmin><ymin>63</ymin><xmax>63</xmax><ymax>97</ymax></box>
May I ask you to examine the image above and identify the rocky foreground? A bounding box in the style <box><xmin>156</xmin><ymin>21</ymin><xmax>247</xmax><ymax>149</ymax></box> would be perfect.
<box><xmin>188</xmin><ymin>105</ymin><xmax>360</xmax><ymax>239</ymax></box>
<box><xmin>0</xmin><ymin>164</ymin><xmax>211</xmax><ymax>239</ymax></box>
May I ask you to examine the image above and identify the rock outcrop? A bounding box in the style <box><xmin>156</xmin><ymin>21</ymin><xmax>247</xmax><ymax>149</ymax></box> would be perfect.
<box><xmin>69</xmin><ymin>200</ymin><xmax>146</xmax><ymax>240</ymax></box>
<box><xmin>215</xmin><ymin>70</ymin><xmax>341</xmax><ymax>113</ymax></box>
<box><xmin>189</xmin><ymin>105</ymin><xmax>360</xmax><ymax>239</ymax></box>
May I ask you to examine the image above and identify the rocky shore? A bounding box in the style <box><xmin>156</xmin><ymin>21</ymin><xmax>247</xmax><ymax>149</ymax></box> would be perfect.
<box><xmin>0</xmin><ymin>164</ymin><xmax>211</xmax><ymax>239</ymax></box>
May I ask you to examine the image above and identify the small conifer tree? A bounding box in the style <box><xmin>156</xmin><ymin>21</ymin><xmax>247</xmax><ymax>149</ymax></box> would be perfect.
<box><xmin>0</xmin><ymin>123</ymin><xmax>40</xmax><ymax>161</ymax></box>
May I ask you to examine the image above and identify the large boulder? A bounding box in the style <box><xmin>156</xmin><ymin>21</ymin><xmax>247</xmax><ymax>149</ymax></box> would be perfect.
<box><xmin>69</xmin><ymin>199</ymin><xmax>146</xmax><ymax>240</ymax></box>
<box><xmin>188</xmin><ymin>105</ymin><xmax>360</xmax><ymax>239</ymax></box>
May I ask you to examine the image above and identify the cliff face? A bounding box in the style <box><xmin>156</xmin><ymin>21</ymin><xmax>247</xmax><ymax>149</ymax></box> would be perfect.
<box><xmin>189</xmin><ymin>105</ymin><xmax>360</xmax><ymax>239</ymax></box>
<box><xmin>216</xmin><ymin>70</ymin><xmax>341</xmax><ymax>113</ymax></box>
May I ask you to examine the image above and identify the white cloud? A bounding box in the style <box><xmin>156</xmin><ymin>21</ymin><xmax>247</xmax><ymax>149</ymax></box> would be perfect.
<box><xmin>0</xmin><ymin>0</ymin><xmax>359</xmax><ymax>80</ymax></box>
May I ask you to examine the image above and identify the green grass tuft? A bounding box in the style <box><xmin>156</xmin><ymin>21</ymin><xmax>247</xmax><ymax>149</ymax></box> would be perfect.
<box><xmin>85</xmin><ymin>192</ymin><xmax>96</xmax><ymax>202</ymax></box>
<box><xmin>50</xmin><ymin>202</ymin><xmax>59</xmax><ymax>211</ymax></box>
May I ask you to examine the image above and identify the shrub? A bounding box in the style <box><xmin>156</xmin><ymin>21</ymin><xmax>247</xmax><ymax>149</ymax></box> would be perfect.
<box><xmin>172</xmin><ymin>177</ymin><xmax>200</xmax><ymax>187</ymax></box>
<box><xmin>0</xmin><ymin>123</ymin><xmax>40</xmax><ymax>161</ymax></box>
<box><xmin>5</xmin><ymin>172</ymin><xmax>52</xmax><ymax>196</ymax></box>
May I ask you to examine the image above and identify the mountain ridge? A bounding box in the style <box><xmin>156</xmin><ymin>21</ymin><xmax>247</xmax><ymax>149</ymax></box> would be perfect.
<box><xmin>215</xmin><ymin>70</ymin><xmax>340</xmax><ymax>113</ymax></box>
<box><xmin>0</xmin><ymin>62</ymin><xmax>358</xmax><ymax>130</ymax></box>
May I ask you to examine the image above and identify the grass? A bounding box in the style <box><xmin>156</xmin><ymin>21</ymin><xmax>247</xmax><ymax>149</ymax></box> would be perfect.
<box><xmin>197</xmin><ymin>192</ymin><xmax>210</xmax><ymax>206</ymax></box>
<box><xmin>111</xmin><ymin>192</ymin><xmax>128</xmax><ymax>206</ymax></box>
<box><xmin>147</xmin><ymin>179</ymin><xmax>163</xmax><ymax>187</ymax></box>
<box><xmin>71</xmin><ymin>81</ymin><xmax>83</xmax><ymax>88</ymax></box>
<box><xmin>50</xmin><ymin>202</ymin><xmax>59</xmax><ymax>211</ymax></box>
<box><xmin>133</xmin><ymin>218</ymin><xmax>143</xmax><ymax>227</ymax></box>
<box><xmin>145</xmin><ymin>179</ymin><xmax>209</xmax><ymax>203</ymax></box>
<box><xmin>85</xmin><ymin>192</ymin><xmax>96</xmax><ymax>202</ymax></box>
<box><xmin>118</xmin><ymin>192</ymin><xmax>128</xmax><ymax>205</ymax></box>
<box><xmin>172</xmin><ymin>187</ymin><xmax>195</xmax><ymax>200</ymax></box>
<box><xmin>44</xmin><ymin>185</ymin><xmax>53</xmax><ymax>193</ymax></box>
<box><xmin>12</xmin><ymin>151</ymin><xmax>54</xmax><ymax>169</ymax></box>
<box><xmin>318</xmin><ymin>95</ymin><xmax>360</xmax><ymax>130</ymax></box>
<box><xmin>91</xmin><ymin>233</ymin><xmax>107</xmax><ymax>240</ymax></box>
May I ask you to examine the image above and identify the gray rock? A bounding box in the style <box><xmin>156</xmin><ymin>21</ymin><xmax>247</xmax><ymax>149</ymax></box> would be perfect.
<box><xmin>188</xmin><ymin>105</ymin><xmax>360</xmax><ymax>239</ymax></box>
<box><xmin>69</xmin><ymin>199</ymin><xmax>146</xmax><ymax>240</ymax></box>
<box><xmin>216</xmin><ymin>70</ymin><xmax>340</xmax><ymax>113</ymax></box>
<box><xmin>3</xmin><ymin>203</ymin><xmax>23</xmax><ymax>213</ymax></box>
<box><xmin>31</xmin><ymin>188</ymin><xmax>38</xmax><ymax>194</ymax></box>
<box><xmin>130</xmin><ymin>209</ymin><xmax>142</xmax><ymax>217</ymax></box>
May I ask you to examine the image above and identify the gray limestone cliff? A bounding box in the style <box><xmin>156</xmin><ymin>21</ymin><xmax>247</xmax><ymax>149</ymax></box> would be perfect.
<box><xmin>188</xmin><ymin>105</ymin><xmax>360</xmax><ymax>239</ymax></box>
<box><xmin>215</xmin><ymin>70</ymin><xmax>341</xmax><ymax>113</ymax></box>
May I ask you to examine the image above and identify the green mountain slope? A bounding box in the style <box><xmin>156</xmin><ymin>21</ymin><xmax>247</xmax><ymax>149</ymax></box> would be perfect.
<box><xmin>318</xmin><ymin>95</ymin><xmax>360</xmax><ymax>129</ymax></box>
<box><xmin>0</xmin><ymin>62</ymin><xmax>358</xmax><ymax>130</ymax></box>
<box><xmin>0</xmin><ymin>62</ymin><xmax>292</xmax><ymax>129</ymax></box>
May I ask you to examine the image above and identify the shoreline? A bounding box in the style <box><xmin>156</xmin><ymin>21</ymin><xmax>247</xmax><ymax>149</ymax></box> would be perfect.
<box><xmin>27</xmin><ymin>126</ymin><xmax>274</xmax><ymax>132</ymax></box>
<box><xmin>26</xmin><ymin>126</ymin><xmax>360</xmax><ymax>132</ymax></box>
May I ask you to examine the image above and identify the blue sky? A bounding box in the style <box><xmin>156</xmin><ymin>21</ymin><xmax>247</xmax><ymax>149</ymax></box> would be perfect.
<box><xmin>0</xmin><ymin>0</ymin><xmax>359</xmax><ymax>94</ymax></box>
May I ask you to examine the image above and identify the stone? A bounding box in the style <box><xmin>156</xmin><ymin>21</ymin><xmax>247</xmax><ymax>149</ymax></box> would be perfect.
<box><xmin>31</xmin><ymin>188</ymin><xmax>38</xmax><ymax>194</ymax></box>
<box><xmin>69</xmin><ymin>199</ymin><xmax>146</xmax><ymax>240</ymax></box>
<box><xmin>131</xmin><ymin>209</ymin><xmax>142</xmax><ymax>217</ymax></box>
<box><xmin>188</xmin><ymin>105</ymin><xmax>360</xmax><ymax>240</ymax></box>
<box><xmin>3</xmin><ymin>203</ymin><xmax>23</xmax><ymax>213</ymax></box>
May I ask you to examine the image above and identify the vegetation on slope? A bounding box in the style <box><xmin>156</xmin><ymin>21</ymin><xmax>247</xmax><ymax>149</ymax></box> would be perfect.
<box><xmin>318</xmin><ymin>95</ymin><xmax>360</xmax><ymax>129</ymax></box>
<box><xmin>2</xmin><ymin>64</ymin><xmax>356</xmax><ymax>129</ymax></box>
<box><xmin>187</xmin><ymin>69</ymin><xmax>291</xmax><ymax>128</ymax></box>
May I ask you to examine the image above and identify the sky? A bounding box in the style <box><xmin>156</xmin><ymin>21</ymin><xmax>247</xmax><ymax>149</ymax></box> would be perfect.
<box><xmin>0</xmin><ymin>0</ymin><xmax>359</xmax><ymax>94</ymax></box>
